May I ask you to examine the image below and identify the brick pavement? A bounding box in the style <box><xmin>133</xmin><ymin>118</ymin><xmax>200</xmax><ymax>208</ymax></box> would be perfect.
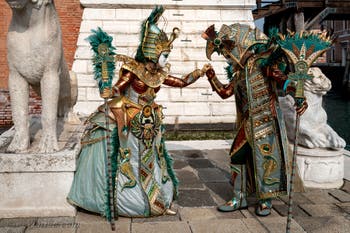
<box><xmin>1</xmin><ymin>148</ymin><xmax>349</xmax><ymax>233</ymax></box>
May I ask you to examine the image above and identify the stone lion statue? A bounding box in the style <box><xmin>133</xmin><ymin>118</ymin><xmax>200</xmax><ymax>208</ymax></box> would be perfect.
<box><xmin>279</xmin><ymin>67</ymin><xmax>346</xmax><ymax>150</ymax></box>
<box><xmin>5</xmin><ymin>0</ymin><xmax>77</xmax><ymax>153</ymax></box>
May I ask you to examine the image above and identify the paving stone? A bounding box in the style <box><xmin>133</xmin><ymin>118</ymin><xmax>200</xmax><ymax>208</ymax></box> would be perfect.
<box><xmin>302</xmin><ymin>188</ymin><xmax>340</xmax><ymax>204</ymax></box>
<box><xmin>278</xmin><ymin>192</ymin><xmax>313</xmax><ymax>205</ymax></box>
<box><xmin>179</xmin><ymin>207</ymin><xmax>217</xmax><ymax>221</ymax></box>
<box><xmin>203</xmin><ymin>149</ymin><xmax>231</xmax><ymax>173</ymax></box>
<box><xmin>241</xmin><ymin>218</ymin><xmax>269</xmax><ymax>233</ymax></box>
<box><xmin>298</xmin><ymin>204</ymin><xmax>346</xmax><ymax>217</ymax></box>
<box><xmin>76</xmin><ymin>221</ymin><xmax>130</xmax><ymax>233</ymax></box>
<box><xmin>131</xmin><ymin>211</ymin><xmax>180</xmax><ymax>223</ymax></box>
<box><xmin>205</xmin><ymin>182</ymin><xmax>234</xmax><ymax>201</ymax></box>
<box><xmin>0</xmin><ymin>218</ymin><xmax>36</xmax><ymax>228</ymax></box>
<box><xmin>75</xmin><ymin>210</ymin><xmax>131</xmax><ymax>225</ymax></box>
<box><xmin>213</xmin><ymin>208</ymin><xmax>245</xmax><ymax>219</ymax></box>
<box><xmin>341</xmin><ymin>179</ymin><xmax>350</xmax><ymax>193</ymax></box>
<box><xmin>173</xmin><ymin>160</ymin><xmax>188</xmax><ymax>169</ymax></box>
<box><xmin>189</xmin><ymin>219</ymin><xmax>248</xmax><ymax>233</ymax></box>
<box><xmin>197</xmin><ymin>168</ymin><xmax>229</xmax><ymax>183</ymax></box>
<box><xmin>75</xmin><ymin>211</ymin><xmax>105</xmax><ymax>224</ymax></box>
<box><xmin>132</xmin><ymin>221</ymin><xmax>191</xmax><ymax>233</ymax></box>
<box><xmin>176</xmin><ymin>170</ymin><xmax>204</xmax><ymax>189</ymax></box>
<box><xmin>177</xmin><ymin>189</ymin><xmax>216</xmax><ymax>207</ymax></box>
<box><xmin>172</xmin><ymin>150</ymin><xmax>204</xmax><ymax>159</ymax></box>
<box><xmin>328</xmin><ymin>189</ymin><xmax>350</xmax><ymax>202</ymax></box>
<box><xmin>257</xmin><ymin>217</ymin><xmax>306</xmax><ymax>233</ymax></box>
<box><xmin>336</xmin><ymin>202</ymin><xmax>350</xmax><ymax>214</ymax></box>
<box><xmin>273</xmin><ymin>204</ymin><xmax>309</xmax><ymax>217</ymax></box>
<box><xmin>294</xmin><ymin>216</ymin><xmax>333</xmax><ymax>233</ymax></box>
<box><xmin>0</xmin><ymin>227</ymin><xmax>25</xmax><ymax>233</ymax></box>
<box><xmin>294</xmin><ymin>216</ymin><xmax>350</xmax><ymax>233</ymax></box>
<box><xmin>247</xmin><ymin>206</ymin><xmax>281</xmax><ymax>218</ymax></box>
<box><xmin>36</xmin><ymin>217</ymin><xmax>75</xmax><ymax>226</ymax></box>
<box><xmin>188</xmin><ymin>158</ymin><xmax>215</xmax><ymax>169</ymax></box>
<box><xmin>25</xmin><ymin>226</ymin><xmax>76</xmax><ymax>233</ymax></box>
<box><xmin>240</xmin><ymin>209</ymin><xmax>255</xmax><ymax>218</ymax></box>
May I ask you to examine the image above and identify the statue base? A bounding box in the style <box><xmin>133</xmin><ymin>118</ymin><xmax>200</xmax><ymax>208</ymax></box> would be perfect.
<box><xmin>296</xmin><ymin>146</ymin><xmax>344</xmax><ymax>189</ymax></box>
<box><xmin>0</xmin><ymin>117</ymin><xmax>83</xmax><ymax>218</ymax></box>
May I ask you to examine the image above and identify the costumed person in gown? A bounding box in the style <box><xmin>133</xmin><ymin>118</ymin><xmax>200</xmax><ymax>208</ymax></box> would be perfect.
<box><xmin>201</xmin><ymin>24</ymin><xmax>308</xmax><ymax>216</ymax></box>
<box><xmin>68</xmin><ymin>6</ymin><xmax>211</xmax><ymax>219</ymax></box>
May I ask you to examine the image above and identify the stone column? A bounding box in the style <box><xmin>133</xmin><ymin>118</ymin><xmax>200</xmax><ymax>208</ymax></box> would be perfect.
<box><xmin>73</xmin><ymin>0</ymin><xmax>256</xmax><ymax>125</ymax></box>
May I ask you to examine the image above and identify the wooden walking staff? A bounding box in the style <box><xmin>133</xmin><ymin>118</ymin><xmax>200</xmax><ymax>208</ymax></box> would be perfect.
<box><xmin>87</xmin><ymin>28</ymin><xmax>118</xmax><ymax>231</ymax></box>
<box><xmin>277</xmin><ymin>31</ymin><xmax>332</xmax><ymax>233</ymax></box>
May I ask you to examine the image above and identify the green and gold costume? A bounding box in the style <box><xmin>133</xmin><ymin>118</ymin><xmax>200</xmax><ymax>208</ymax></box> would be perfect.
<box><xmin>68</xmin><ymin>6</ymin><xmax>207</xmax><ymax>219</ymax></box>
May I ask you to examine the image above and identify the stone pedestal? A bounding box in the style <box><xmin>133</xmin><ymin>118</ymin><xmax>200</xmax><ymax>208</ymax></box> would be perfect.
<box><xmin>296</xmin><ymin>147</ymin><xmax>344</xmax><ymax>189</ymax></box>
<box><xmin>0</xmin><ymin>121</ymin><xmax>83</xmax><ymax>218</ymax></box>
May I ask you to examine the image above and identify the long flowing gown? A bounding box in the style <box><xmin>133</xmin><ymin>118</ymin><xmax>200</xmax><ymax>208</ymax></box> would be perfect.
<box><xmin>67</xmin><ymin>59</ymin><xmax>179</xmax><ymax>218</ymax></box>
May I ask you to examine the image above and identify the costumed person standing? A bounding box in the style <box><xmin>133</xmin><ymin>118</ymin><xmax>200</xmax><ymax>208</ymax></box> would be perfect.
<box><xmin>201</xmin><ymin>24</ymin><xmax>309</xmax><ymax>216</ymax></box>
<box><xmin>68</xmin><ymin>6</ymin><xmax>211</xmax><ymax>221</ymax></box>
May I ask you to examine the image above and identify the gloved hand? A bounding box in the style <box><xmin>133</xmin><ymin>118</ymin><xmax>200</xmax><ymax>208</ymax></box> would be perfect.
<box><xmin>206</xmin><ymin>67</ymin><xmax>216</xmax><ymax>80</ymax></box>
<box><xmin>200</xmin><ymin>63</ymin><xmax>213</xmax><ymax>77</ymax></box>
<box><xmin>295</xmin><ymin>97</ymin><xmax>308</xmax><ymax>115</ymax></box>
<box><xmin>100</xmin><ymin>88</ymin><xmax>113</xmax><ymax>99</ymax></box>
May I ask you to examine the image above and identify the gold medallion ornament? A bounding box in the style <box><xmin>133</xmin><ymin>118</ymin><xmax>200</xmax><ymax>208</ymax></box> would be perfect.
<box><xmin>130</xmin><ymin>105</ymin><xmax>161</xmax><ymax>149</ymax></box>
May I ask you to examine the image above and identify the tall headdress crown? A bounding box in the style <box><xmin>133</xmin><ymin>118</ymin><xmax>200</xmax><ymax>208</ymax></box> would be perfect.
<box><xmin>202</xmin><ymin>23</ymin><xmax>267</xmax><ymax>67</ymax></box>
<box><xmin>136</xmin><ymin>6</ymin><xmax>179</xmax><ymax>63</ymax></box>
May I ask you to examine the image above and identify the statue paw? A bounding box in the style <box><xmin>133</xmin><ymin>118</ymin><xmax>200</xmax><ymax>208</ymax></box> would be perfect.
<box><xmin>6</xmin><ymin>133</ymin><xmax>30</xmax><ymax>153</ymax></box>
<box><xmin>37</xmin><ymin>132</ymin><xmax>59</xmax><ymax>153</ymax></box>
<box><xmin>327</xmin><ymin>131</ymin><xmax>346</xmax><ymax>149</ymax></box>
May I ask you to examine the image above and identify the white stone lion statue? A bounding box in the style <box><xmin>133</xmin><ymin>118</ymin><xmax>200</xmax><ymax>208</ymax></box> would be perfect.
<box><xmin>279</xmin><ymin>67</ymin><xmax>346</xmax><ymax>150</ymax></box>
<box><xmin>5</xmin><ymin>0</ymin><xmax>77</xmax><ymax>153</ymax></box>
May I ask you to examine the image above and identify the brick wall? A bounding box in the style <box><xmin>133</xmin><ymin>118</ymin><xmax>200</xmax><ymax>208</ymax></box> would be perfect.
<box><xmin>0</xmin><ymin>0</ymin><xmax>83</xmax><ymax>127</ymax></box>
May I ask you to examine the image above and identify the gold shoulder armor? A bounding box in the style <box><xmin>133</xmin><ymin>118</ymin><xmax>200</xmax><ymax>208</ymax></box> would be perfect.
<box><xmin>116</xmin><ymin>55</ymin><xmax>168</xmax><ymax>88</ymax></box>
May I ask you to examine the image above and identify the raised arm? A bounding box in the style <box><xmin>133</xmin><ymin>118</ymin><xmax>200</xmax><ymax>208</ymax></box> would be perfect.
<box><xmin>206</xmin><ymin>68</ymin><xmax>235</xmax><ymax>99</ymax></box>
<box><xmin>163</xmin><ymin>64</ymin><xmax>211</xmax><ymax>88</ymax></box>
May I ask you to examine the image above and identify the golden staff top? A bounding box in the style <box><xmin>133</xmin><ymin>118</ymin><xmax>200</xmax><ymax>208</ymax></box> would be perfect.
<box><xmin>277</xmin><ymin>31</ymin><xmax>332</xmax><ymax>103</ymax></box>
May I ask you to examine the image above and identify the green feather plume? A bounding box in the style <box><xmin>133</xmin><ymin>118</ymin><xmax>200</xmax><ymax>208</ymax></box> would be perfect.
<box><xmin>225</xmin><ymin>64</ymin><xmax>234</xmax><ymax>82</ymax></box>
<box><xmin>86</xmin><ymin>27</ymin><xmax>116</xmax><ymax>92</ymax></box>
<box><xmin>277</xmin><ymin>31</ymin><xmax>331</xmax><ymax>54</ymax></box>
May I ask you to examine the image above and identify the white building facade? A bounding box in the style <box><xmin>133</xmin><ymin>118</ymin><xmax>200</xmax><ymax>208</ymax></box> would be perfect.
<box><xmin>73</xmin><ymin>0</ymin><xmax>256</xmax><ymax>125</ymax></box>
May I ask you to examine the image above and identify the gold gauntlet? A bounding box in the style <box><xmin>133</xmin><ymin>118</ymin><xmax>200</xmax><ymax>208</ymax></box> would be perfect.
<box><xmin>192</xmin><ymin>68</ymin><xmax>205</xmax><ymax>79</ymax></box>
<box><xmin>208</xmin><ymin>75</ymin><xmax>224</xmax><ymax>92</ymax></box>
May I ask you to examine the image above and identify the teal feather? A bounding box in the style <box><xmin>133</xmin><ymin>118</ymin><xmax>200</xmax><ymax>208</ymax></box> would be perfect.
<box><xmin>277</xmin><ymin>32</ymin><xmax>331</xmax><ymax>53</ymax></box>
<box><xmin>255</xmin><ymin>27</ymin><xmax>287</xmax><ymax>69</ymax></box>
<box><xmin>86</xmin><ymin>27</ymin><xmax>116</xmax><ymax>92</ymax></box>
<box><xmin>161</xmin><ymin>137</ymin><xmax>179</xmax><ymax>199</ymax></box>
<box><xmin>225</xmin><ymin>64</ymin><xmax>234</xmax><ymax>82</ymax></box>
<box><xmin>135</xmin><ymin>6</ymin><xmax>164</xmax><ymax>62</ymax></box>
<box><xmin>103</xmin><ymin>126</ymin><xmax>119</xmax><ymax>221</ymax></box>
